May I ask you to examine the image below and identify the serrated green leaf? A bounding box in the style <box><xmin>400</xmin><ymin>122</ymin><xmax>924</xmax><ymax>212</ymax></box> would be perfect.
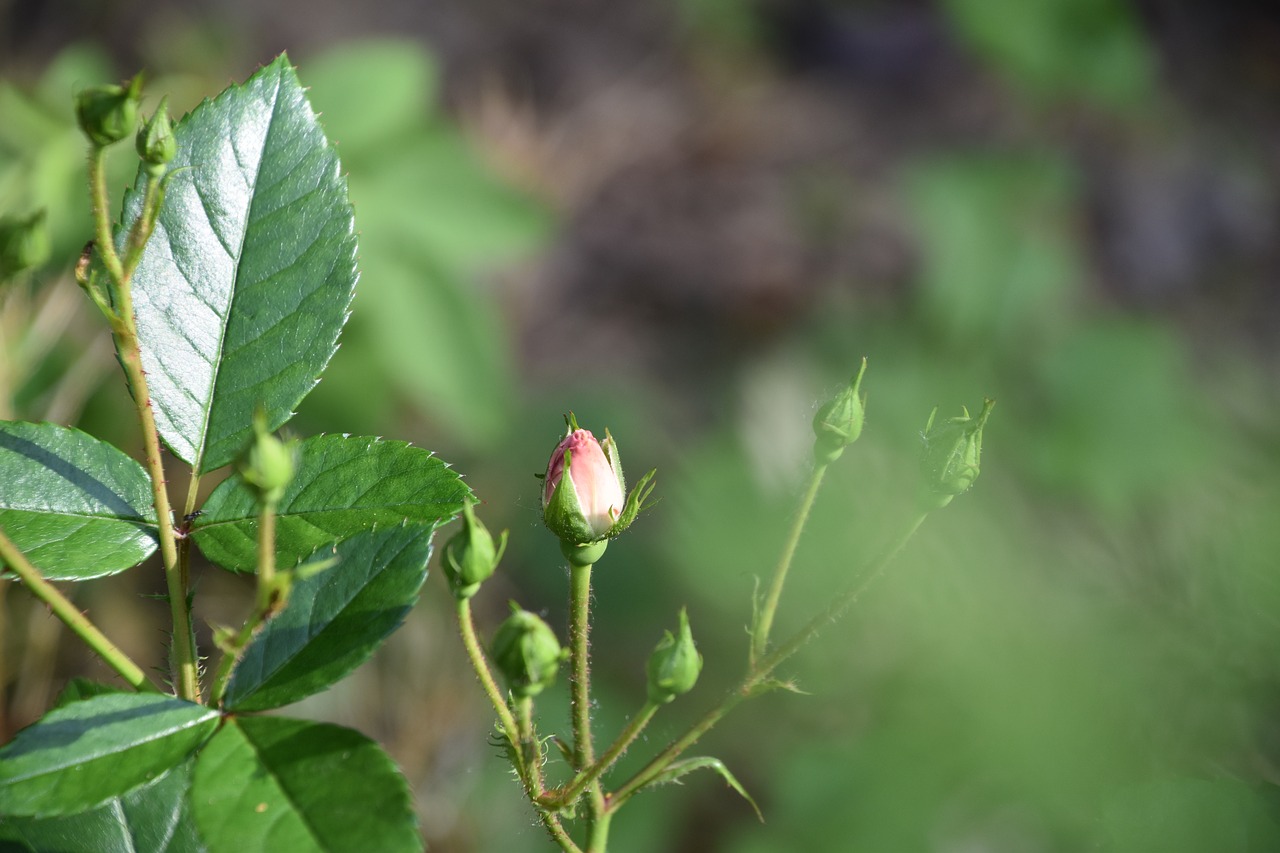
<box><xmin>124</xmin><ymin>53</ymin><xmax>357</xmax><ymax>473</ymax></box>
<box><xmin>0</xmin><ymin>759</ymin><xmax>203</xmax><ymax>853</ymax></box>
<box><xmin>223</xmin><ymin>526</ymin><xmax>433</xmax><ymax>711</ymax></box>
<box><xmin>190</xmin><ymin>434</ymin><xmax>470</xmax><ymax>573</ymax></box>
<box><xmin>647</xmin><ymin>757</ymin><xmax>763</xmax><ymax>822</ymax></box>
<box><xmin>0</xmin><ymin>693</ymin><xmax>218</xmax><ymax>818</ymax></box>
<box><xmin>191</xmin><ymin>716</ymin><xmax>421</xmax><ymax>853</ymax></box>
<box><xmin>0</xmin><ymin>421</ymin><xmax>157</xmax><ymax>581</ymax></box>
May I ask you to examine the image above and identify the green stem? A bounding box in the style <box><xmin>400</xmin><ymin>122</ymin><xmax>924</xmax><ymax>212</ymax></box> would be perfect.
<box><xmin>750</xmin><ymin>461</ymin><xmax>829</xmax><ymax>666</ymax></box>
<box><xmin>586</xmin><ymin>809</ymin><xmax>613</xmax><ymax>853</ymax></box>
<box><xmin>454</xmin><ymin>598</ymin><xmax>524</xmax><ymax>773</ymax></box>
<box><xmin>122</xmin><ymin>173</ymin><xmax>164</xmax><ymax>278</ymax></box>
<box><xmin>255</xmin><ymin>501</ymin><xmax>277</xmax><ymax>612</ymax></box>
<box><xmin>89</xmin><ymin>149</ymin><xmax>197</xmax><ymax>702</ymax></box>
<box><xmin>568</xmin><ymin>560</ymin><xmax>607</xmax><ymax>840</ymax></box>
<box><xmin>0</xmin><ymin>528</ymin><xmax>159</xmax><ymax>693</ymax></box>
<box><xmin>87</xmin><ymin>147</ymin><xmax>124</xmax><ymax>285</ymax></box>
<box><xmin>609</xmin><ymin>511</ymin><xmax>928</xmax><ymax>810</ymax></box>
<box><xmin>548</xmin><ymin>701</ymin><xmax>658</xmax><ymax>808</ymax></box>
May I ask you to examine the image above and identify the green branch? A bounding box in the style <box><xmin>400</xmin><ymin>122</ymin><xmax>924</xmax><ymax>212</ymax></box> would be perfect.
<box><xmin>0</xmin><ymin>528</ymin><xmax>159</xmax><ymax>693</ymax></box>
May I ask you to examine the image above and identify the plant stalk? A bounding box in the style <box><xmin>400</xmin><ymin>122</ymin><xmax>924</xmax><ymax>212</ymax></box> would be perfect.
<box><xmin>454</xmin><ymin>598</ymin><xmax>524</xmax><ymax>775</ymax></box>
<box><xmin>750</xmin><ymin>461</ymin><xmax>829</xmax><ymax>666</ymax></box>
<box><xmin>0</xmin><ymin>528</ymin><xmax>159</xmax><ymax>693</ymax></box>
<box><xmin>549</xmin><ymin>701</ymin><xmax>658</xmax><ymax>808</ymax></box>
<box><xmin>89</xmin><ymin>150</ymin><xmax>198</xmax><ymax>702</ymax></box>
<box><xmin>568</xmin><ymin>560</ymin><xmax>607</xmax><ymax>841</ymax></box>
<box><xmin>609</xmin><ymin>511</ymin><xmax>928</xmax><ymax>810</ymax></box>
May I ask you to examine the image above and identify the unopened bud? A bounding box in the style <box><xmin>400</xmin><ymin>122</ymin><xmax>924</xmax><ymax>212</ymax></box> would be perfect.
<box><xmin>443</xmin><ymin>503</ymin><xmax>507</xmax><ymax>600</ymax></box>
<box><xmin>240</xmin><ymin>414</ymin><xmax>295</xmax><ymax>506</ymax></box>
<box><xmin>0</xmin><ymin>210</ymin><xmax>50</xmax><ymax>279</ymax></box>
<box><xmin>919</xmin><ymin>398</ymin><xmax>994</xmax><ymax>509</ymax></box>
<box><xmin>542</xmin><ymin>413</ymin><xmax>656</xmax><ymax>547</ymax></box>
<box><xmin>75</xmin><ymin>75</ymin><xmax>142</xmax><ymax>147</ymax></box>
<box><xmin>491</xmin><ymin>604</ymin><xmax>564</xmax><ymax>698</ymax></box>
<box><xmin>813</xmin><ymin>358</ymin><xmax>868</xmax><ymax>464</ymax></box>
<box><xmin>136</xmin><ymin>97</ymin><xmax>176</xmax><ymax>173</ymax></box>
<box><xmin>646</xmin><ymin>608</ymin><xmax>702</xmax><ymax>704</ymax></box>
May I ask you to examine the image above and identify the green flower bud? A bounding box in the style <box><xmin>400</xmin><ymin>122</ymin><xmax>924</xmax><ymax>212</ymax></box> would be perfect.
<box><xmin>919</xmin><ymin>398</ymin><xmax>994</xmax><ymax>509</ymax></box>
<box><xmin>443</xmin><ymin>502</ymin><xmax>508</xmax><ymax>600</ymax></box>
<box><xmin>491</xmin><ymin>604</ymin><xmax>564</xmax><ymax>698</ymax></box>
<box><xmin>75</xmin><ymin>75</ymin><xmax>142</xmax><ymax>148</ymax></box>
<box><xmin>240</xmin><ymin>414</ymin><xmax>295</xmax><ymax>506</ymax></box>
<box><xmin>646</xmin><ymin>608</ymin><xmax>702</xmax><ymax>704</ymax></box>
<box><xmin>136</xmin><ymin>97</ymin><xmax>176</xmax><ymax>173</ymax></box>
<box><xmin>0</xmin><ymin>210</ymin><xmax>51</xmax><ymax>279</ymax></box>
<box><xmin>813</xmin><ymin>358</ymin><xmax>868</xmax><ymax>464</ymax></box>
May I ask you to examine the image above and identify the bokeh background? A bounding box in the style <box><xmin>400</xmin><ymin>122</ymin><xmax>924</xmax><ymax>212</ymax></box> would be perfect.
<box><xmin>3</xmin><ymin>1</ymin><xmax>1280</xmax><ymax>850</ymax></box>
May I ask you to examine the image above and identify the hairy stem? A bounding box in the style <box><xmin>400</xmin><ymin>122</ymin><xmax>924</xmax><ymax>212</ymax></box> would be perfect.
<box><xmin>89</xmin><ymin>153</ymin><xmax>197</xmax><ymax>701</ymax></box>
<box><xmin>609</xmin><ymin>511</ymin><xmax>928</xmax><ymax>810</ymax></box>
<box><xmin>0</xmin><ymin>528</ymin><xmax>159</xmax><ymax>692</ymax></box>
<box><xmin>454</xmin><ymin>598</ymin><xmax>524</xmax><ymax>776</ymax></box>
<box><xmin>255</xmin><ymin>501</ymin><xmax>277</xmax><ymax>612</ymax></box>
<box><xmin>568</xmin><ymin>561</ymin><xmax>607</xmax><ymax>842</ymax></box>
<box><xmin>750</xmin><ymin>461</ymin><xmax>829</xmax><ymax>666</ymax></box>
<box><xmin>549</xmin><ymin>701</ymin><xmax>658</xmax><ymax>809</ymax></box>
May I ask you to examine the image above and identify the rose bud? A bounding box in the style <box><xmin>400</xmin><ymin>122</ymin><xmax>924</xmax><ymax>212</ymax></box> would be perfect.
<box><xmin>813</xmin><ymin>357</ymin><xmax>868</xmax><ymax>464</ymax></box>
<box><xmin>919</xmin><ymin>398</ymin><xmax>994</xmax><ymax>509</ymax></box>
<box><xmin>443</xmin><ymin>502</ymin><xmax>507</xmax><ymax>600</ymax></box>
<box><xmin>240</xmin><ymin>412</ymin><xmax>295</xmax><ymax>506</ymax></box>
<box><xmin>646</xmin><ymin>608</ymin><xmax>703</xmax><ymax>704</ymax></box>
<box><xmin>75</xmin><ymin>75</ymin><xmax>143</xmax><ymax>148</ymax></box>
<box><xmin>491</xmin><ymin>604</ymin><xmax>565</xmax><ymax>698</ymax></box>
<box><xmin>136</xmin><ymin>96</ymin><xmax>177</xmax><ymax>174</ymax></box>
<box><xmin>541</xmin><ymin>413</ymin><xmax>656</xmax><ymax>550</ymax></box>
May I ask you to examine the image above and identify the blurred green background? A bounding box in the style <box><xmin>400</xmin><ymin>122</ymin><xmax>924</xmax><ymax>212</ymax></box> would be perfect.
<box><xmin>3</xmin><ymin>0</ymin><xmax>1279</xmax><ymax>850</ymax></box>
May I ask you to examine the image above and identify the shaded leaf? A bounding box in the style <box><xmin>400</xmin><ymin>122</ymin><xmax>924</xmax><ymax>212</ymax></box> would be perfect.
<box><xmin>223</xmin><ymin>526</ymin><xmax>434</xmax><ymax>711</ymax></box>
<box><xmin>0</xmin><ymin>759</ymin><xmax>203</xmax><ymax>853</ymax></box>
<box><xmin>125</xmin><ymin>53</ymin><xmax>357</xmax><ymax>473</ymax></box>
<box><xmin>52</xmin><ymin>678</ymin><xmax>122</xmax><ymax>710</ymax></box>
<box><xmin>191</xmin><ymin>716</ymin><xmax>420</xmax><ymax>853</ymax></box>
<box><xmin>191</xmin><ymin>434</ymin><xmax>469</xmax><ymax>573</ymax></box>
<box><xmin>0</xmin><ymin>421</ymin><xmax>157</xmax><ymax>581</ymax></box>
<box><xmin>0</xmin><ymin>693</ymin><xmax>218</xmax><ymax>818</ymax></box>
<box><xmin>647</xmin><ymin>757</ymin><xmax>763</xmax><ymax>822</ymax></box>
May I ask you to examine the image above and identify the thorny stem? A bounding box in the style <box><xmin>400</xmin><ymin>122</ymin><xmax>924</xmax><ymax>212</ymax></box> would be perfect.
<box><xmin>608</xmin><ymin>511</ymin><xmax>928</xmax><ymax>811</ymax></box>
<box><xmin>88</xmin><ymin>151</ymin><xmax>198</xmax><ymax>701</ymax></box>
<box><xmin>750</xmin><ymin>461</ymin><xmax>829</xmax><ymax>666</ymax></box>
<box><xmin>0</xmin><ymin>528</ymin><xmax>160</xmax><ymax>693</ymax></box>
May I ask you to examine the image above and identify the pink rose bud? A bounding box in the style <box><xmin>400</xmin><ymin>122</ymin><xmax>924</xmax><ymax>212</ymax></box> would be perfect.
<box><xmin>541</xmin><ymin>413</ymin><xmax>656</xmax><ymax>548</ymax></box>
<box><xmin>543</xmin><ymin>428</ymin><xmax>626</xmax><ymax>541</ymax></box>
